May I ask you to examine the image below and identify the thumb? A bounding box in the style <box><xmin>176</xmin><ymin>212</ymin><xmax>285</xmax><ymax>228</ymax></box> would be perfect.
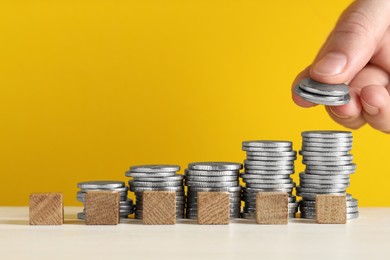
<box><xmin>310</xmin><ymin>0</ymin><xmax>390</xmax><ymax>84</ymax></box>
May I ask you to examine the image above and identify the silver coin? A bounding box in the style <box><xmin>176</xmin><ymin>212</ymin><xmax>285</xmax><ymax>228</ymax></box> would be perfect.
<box><xmin>246</xmin><ymin>151</ymin><xmax>297</xmax><ymax>157</ymax></box>
<box><xmin>302</xmin><ymin>155</ymin><xmax>353</xmax><ymax>162</ymax></box>
<box><xmin>243</xmin><ymin>188</ymin><xmax>293</xmax><ymax>194</ymax></box>
<box><xmin>77</xmin><ymin>191</ymin><xmax>128</xmax><ymax>199</ymax></box>
<box><xmin>120</xmin><ymin>199</ymin><xmax>133</xmax><ymax>205</ymax></box>
<box><xmin>294</xmin><ymin>84</ymin><xmax>347</xmax><ymax>102</ymax></box>
<box><xmin>129</xmin><ymin>164</ymin><xmax>180</xmax><ymax>173</ymax></box>
<box><xmin>299</xmin><ymin>183</ymin><xmax>349</xmax><ymax>189</ymax></box>
<box><xmin>299</xmin><ymin>150</ymin><xmax>350</xmax><ymax>157</ymax></box>
<box><xmin>185</xmin><ymin>169</ymin><xmax>239</xmax><ymax>177</ymax></box>
<box><xmin>242</xmin><ymin>146</ymin><xmax>292</xmax><ymax>152</ymax></box>
<box><xmin>244</xmin><ymin>160</ymin><xmax>294</xmax><ymax>166</ymax></box>
<box><xmin>299</xmin><ymin>172</ymin><xmax>350</xmax><ymax>180</ymax></box>
<box><xmin>302</xmin><ymin>160</ymin><xmax>353</xmax><ymax>166</ymax></box>
<box><xmin>125</xmin><ymin>171</ymin><xmax>177</xmax><ymax>178</ymax></box>
<box><xmin>298</xmin><ymin>78</ymin><xmax>349</xmax><ymax>96</ymax></box>
<box><xmin>130</xmin><ymin>186</ymin><xmax>184</xmax><ymax>192</ymax></box>
<box><xmin>300</xmin><ymin>179</ymin><xmax>350</xmax><ymax>185</ymax></box>
<box><xmin>129</xmin><ymin>180</ymin><xmax>183</xmax><ymax>188</ymax></box>
<box><xmin>297</xmin><ymin>186</ymin><xmax>346</xmax><ymax>193</ymax></box>
<box><xmin>305</xmin><ymin>164</ymin><xmax>356</xmax><ymax>172</ymax></box>
<box><xmin>301</xmin><ymin>145</ymin><xmax>351</xmax><ymax>152</ymax></box>
<box><xmin>244</xmin><ymin>169</ymin><xmax>294</xmax><ymax>175</ymax></box>
<box><xmin>185</xmin><ymin>180</ymin><xmax>239</xmax><ymax>188</ymax></box>
<box><xmin>186</xmin><ymin>186</ymin><xmax>241</xmax><ymax>192</ymax></box>
<box><xmin>242</xmin><ymin>140</ymin><xmax>292</xmax><ymax>148</ymax></box>
<box><xmin>244</xmin><ymin>165</ymin><xmax>294</xmax><ymax>171</ymax></box>
<box><xmin>77</xmin><ymin>181</ymin><xmax>125</xmax><ymax>189</ymax></box>
<box><xmin>245</xmin><ymin>183</ymin><xmax>295</xmax><ymax>189</ymax></box>
<box><xmin>243</xmin><ymin>178</ymin><xmax>293</xmax><ymax>184</ymax></box>
<box><xmin>302</xmin><ymin>141</ymin><xmax>352</xmax><ymax>148</ymax></box>
<box><xmin>302</xmin><ymin>137</ymin><xmax>352</xmax><ymax>143</ymax></box>
<box><xmin>295</xmin><ymin>86</ymin><xmax>351</xmax><ymax>106</ymax></box>
<box><xmin>188</xmin><ymin>162</ymin><xmax>243</xmax><ymax>171</ymax></box>
<box><xmin>304</xmin><ymin>169</ymin><xmax>355</xmax><ymax>175</ymax></box>
<box><xmin>131</xmin><ymin>175</ymin><xmax>184</xmax><ymax>182</ymax></box>
<box><xmin>185</xmin><ymin>175</ymin><xmax>238</xmax><ymax>182</ymax></box>
<box><xmin>80</xmin><ymin>186</ymin><xmax>128</xmax><ymax>192</ymax></box>
<box><xmin>246</xmin><ymin>155</ymin><xmax>296</xmax><ymax>161</ymax></box>
<box><xmin>302</xmin><ymin>131</ymin><xmax>352</xmax><ymax>139</ymax></box>
<box><xmin>135</xmin><ymin>191</ymin><xmax>184</xmax><ymax>197</ymax></box>
<box><xmin>241</xmin><ymin>173</ymin><xmax>291</xmax><ymax>180</ymax></box>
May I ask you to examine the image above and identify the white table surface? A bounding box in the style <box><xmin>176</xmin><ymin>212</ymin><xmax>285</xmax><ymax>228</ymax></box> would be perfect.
<box><xmin>0</xmin><ymin>207</ymin><xmax>389</xmax><ymax>260</ymax></box>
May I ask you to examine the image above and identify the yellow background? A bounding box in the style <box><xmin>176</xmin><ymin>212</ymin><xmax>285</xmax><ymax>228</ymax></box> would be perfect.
<box><xmin>0</xmin><ymin>0</ymin><xmax>389</xmax><ymax>206</ymax></box>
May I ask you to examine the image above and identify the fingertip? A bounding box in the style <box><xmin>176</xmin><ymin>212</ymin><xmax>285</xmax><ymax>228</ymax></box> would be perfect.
<box><xmin>360</xmin><ymin>85</ymin><xmax>390</xmax><ymax>133</ymax></box>
<box><xmin>360</xmin><ymin>85</ymin><xmax>390</xmax><ymax>115</ymax></box>
<box><xmin>327</xmin><ymin>90</ymin><xmax>362</xmax><ymax>118</ymax></box>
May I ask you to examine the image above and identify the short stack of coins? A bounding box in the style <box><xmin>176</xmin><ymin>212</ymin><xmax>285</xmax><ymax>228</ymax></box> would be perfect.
<box><xmin>241</xmin><ymin>141</ymin><xmax>298</xmax><ymax>219</ymax></box>
<box><xmin>294</xmin><ymin>78</ymin><xmax>350</xmax><ymax>106</ymax></box>
<box><xmin>125</xmin><ymin>165</ymin><xmax>185</xmax><ymax>219</ymax></box>
<box><xmin>297</xmin><ymin>131</ymin><xmax>359</xmax><ymax>220</ymax></box>
<box><xmin>76</xmin><ymin>181</ymin><xmax>134</xmax><ymax>220</ymax></box>
<box><xmin>185</xmin><ymin>162</ymin><xmax>242</xmax><ymax>219</ymax></box>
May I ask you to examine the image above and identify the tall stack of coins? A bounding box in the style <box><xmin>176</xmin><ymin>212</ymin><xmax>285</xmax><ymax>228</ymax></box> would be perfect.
<box><xmin>241</xmin><ymin>141</ymin><xmax>298</xmax><ymax>219</ymax></box>
<box><xmin>185</xmin><ymin>162</ymin><xmax>242</xmax><ymax>219</ymax></box>
<box><xmin>297</xmin><ymin>131</ymin><xmax>359</xmax><ymax>220</ymax></box>
<box><xmin>125</xmin><ymin>165</ymin><xmax>185</xmax><ymax>219</ymax></box>
<box><xmin>76</xmin><ymin>181</ymin><xmax>134</xmax><ymax>220</ymax></box>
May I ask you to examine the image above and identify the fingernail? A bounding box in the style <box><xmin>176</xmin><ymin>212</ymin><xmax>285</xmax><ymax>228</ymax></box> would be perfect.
<box><xmin>362</xmin><ymin>100</ymin><xmax>379</xmax><ymax>116</ymax></box>
<box><xmin>312</xmin><ymin>52</ymin><xmax>348</xmax><ymax>76</ymax></box>
<box><xmin>328</xmin><ymin>107</ymin><xmax>350</xmax><ymax>119</ymax></box>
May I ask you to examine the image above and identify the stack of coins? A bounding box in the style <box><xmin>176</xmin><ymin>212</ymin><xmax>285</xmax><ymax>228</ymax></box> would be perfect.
<box><xmin>76</xmin><ymin>181</ymin><xmax>134</xmax><ymax>220</ymax></box>
<box><xmin>241</xmin><ymin>141</ymin><xmax>298</xmax><ymax>219</ymax></box>
<box><xmin>125</xmin><ymin>165</ymin><xmax>185</xmax><ymax>219</ymax></box>
<box><xmin>294</xmin><ymin>78</ymin><xmax>350</xmax><ymax>106</ymax></box>
<box><xmin>297</xmin><ymin>131</ymin><xmax>359</xmax><ymax>220</ymax></box>
<box><xmin>185</xmin><ymin>162</ymin><xmax>242</xmax><ymax>219</ymax></box>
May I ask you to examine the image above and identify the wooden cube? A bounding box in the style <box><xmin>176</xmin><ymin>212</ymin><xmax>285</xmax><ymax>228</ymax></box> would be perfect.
<box><xmin>197</xmin><ymin>192</ymin><xmax>230</xmax><ymax>225</ymax></box>
<box><xmin>85</xmin><ymin>191</ymin><xmax>120</xmax><ymax>225</ymax></box>
<box><xmin>29</xmin><ymin>193</ymin><xmax>64</xmax><ymax>225</ymax></box>
<box><xmin>256</xmin><ymin>192</ymin><xmax>288</xmax><ymax>224</ymax></box>
<box><xmin>316</xmin><ymin>194</ymin><xmax>347</xmax><ymax>224</ymax></box>
<box><xmin>142</xmin><ymin>191</ymin><xmax>176</xmax><ymax>225</ymax></box>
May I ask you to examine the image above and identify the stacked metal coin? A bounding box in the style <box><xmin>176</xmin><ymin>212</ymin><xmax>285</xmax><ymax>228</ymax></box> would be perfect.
<box><xmin>294</xmin><ymin>77</ymin><xmax>350</xmax><ymax>106</ymax></box>
<box><xmin>76</xmin><ymin>181</ymin><xmax>134</xmax><ymax>220</ymax></box>
<box><xmin>297</xmin><ymin>131</ymin><xmax>359</xmax><ymax>220</ymax></box>
<box><xmin>125</xmin><ymin>165</ymin><xmax>185</xmax><ymax>220</ymax></box>
<box><xmin>241</xmin><ymin>141</ymin><xmax>298</xmax><ymax>219</ymax></box>
<box><xmin>185</xmin><ymin>162</ymin><xmax>242</xmax><ymax>219</ymax></box>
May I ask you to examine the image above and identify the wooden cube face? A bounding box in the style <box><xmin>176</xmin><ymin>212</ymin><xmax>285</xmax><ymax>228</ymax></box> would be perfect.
<box><xmin>85</xmin><ymin>191</ymin><xmax>120</xmax><ymax>225</ymax></box>
<box><xmin>142</xmin><ymin>191</ymin><xmax>176</xmax><ymax>225</ymax></box>
<box><xmin>256</xmin><ymin>192</ymin><xmax>288</xmax><ymax>225</ymax></box>
<box><xmin>29</xmin><ymin>193</ymin><xmax>64</xmax><ymax>225</ymax></box>
<box><xmin>197</xmin><ymin>192</ymin><xmax>230</xmax><ymax>225</ymax></box>
<box><xmin>316</xmin><ymin>194</ymin><xmax>347</xmax><ymax>224</ymax></box>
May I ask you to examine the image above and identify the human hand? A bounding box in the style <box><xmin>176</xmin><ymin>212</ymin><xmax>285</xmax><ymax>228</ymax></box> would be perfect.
<box><xmin>292</xmin><ymin>0</ymin><xmax>390</xmax><ymax>133</ymax></box>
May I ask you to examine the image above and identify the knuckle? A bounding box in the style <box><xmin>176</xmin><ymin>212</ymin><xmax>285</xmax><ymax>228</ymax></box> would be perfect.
<box><xmin>335</xmin><ymin>10</ymin><xmax>371</xmax><ymax>38</ymax></box>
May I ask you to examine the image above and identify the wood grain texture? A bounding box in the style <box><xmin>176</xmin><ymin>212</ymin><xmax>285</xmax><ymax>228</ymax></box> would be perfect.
<box><xmin>316</xmin><ymin>194</ymin><xmax>347</xmax><ymax>224</ymax></box>
<box><xmin>142</xmin><ymin>191</ymin><xmax>176</xmax><ymax>225</ymax></box>
<box><xmin>197</xmin><ymin>192</ymin><xmax>230</xmax><ymax>225</ymax></box>
<box><xmin>29</xmin><ymin>193</ymin><xmax>63</xmax><ymax>225</ymax></box>
<box><xmin>85</xmin><ymin>191</ymin><xmax>120</xmax><ymax>225</ymax></box>
<box><xmin>256</xmin><ymin>192</ymin><xmax>288</xmax><ymax>225</ymax></box>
